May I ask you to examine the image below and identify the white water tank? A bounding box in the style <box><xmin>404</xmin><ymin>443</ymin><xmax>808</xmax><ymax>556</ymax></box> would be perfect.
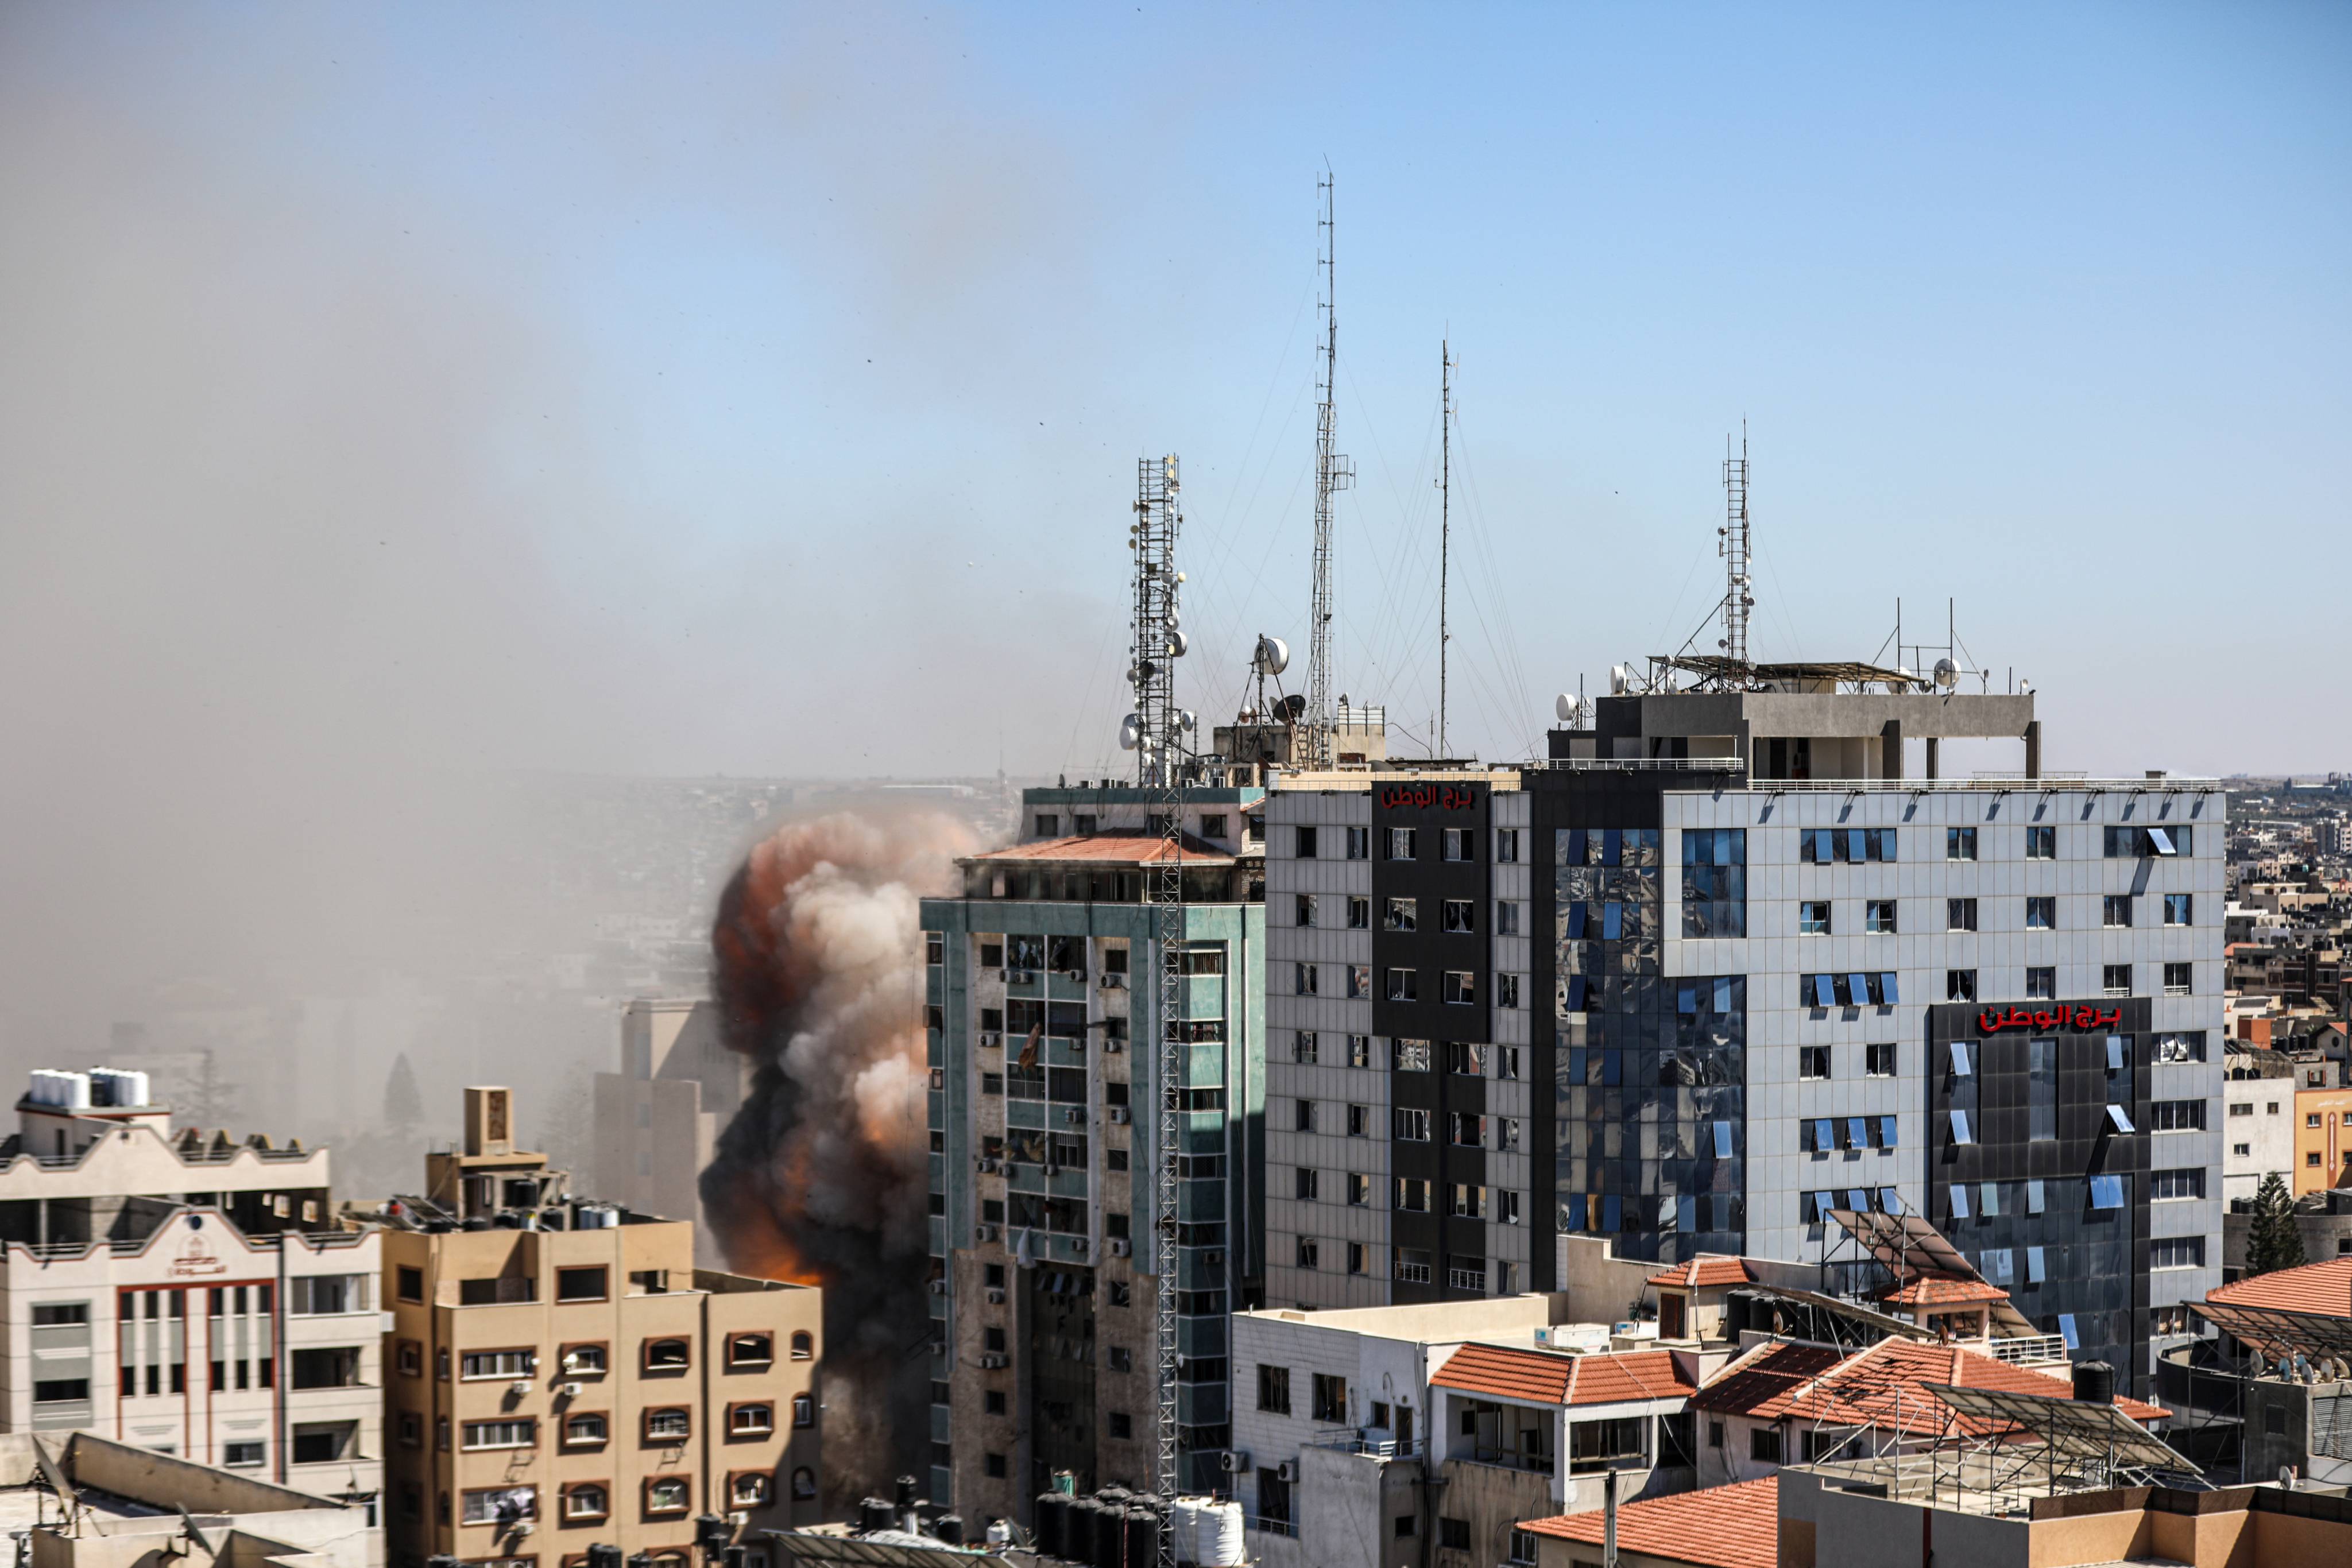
<box><xmin>1199</xmin><ymin>1499</ymin><xmax>1244</xmax><ymax>1565</ymax></box>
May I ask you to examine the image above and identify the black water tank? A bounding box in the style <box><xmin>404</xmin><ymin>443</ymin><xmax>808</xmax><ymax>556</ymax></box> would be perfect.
<box><xmin>1097</xmin><ymin>1486</ymin><xmax>1132</xmax><ymax>1511</ymax></box>
<box><xmin>1088</xmin><ymin>1499</ymin><xmax>1123</xmax><ymax>1568</ymax></box>
<box><xmin>1124</xmin><ymin>1505</ymin><xmax>1159</xmax><ymax>1568</ymax></box>
<box><xmin>2074</xmin><ymin>1360</ymin><xmax>2115</xmax><ymax>1405</ymax></box>
<box><xmin>895</xmin><ymin>1474</ymin><xmax>920</xmax><ymax>1509</ymax></box>
<box><xmin>931</xmin><ymin>1515</ymin><xmax>964</xmax><ymax>1548</ymax></box>
<box><xmin>1065</xmin><ymin>1496</ymin><xmax>1103</xmax><ymax>1565</ymax></box>
<box><xmin>1033</xmin><ymin>1492</ymin><xmax>1067</xmax><ymax>1559</ymax></box>
<box><xmin>857</xmin><ymin>1497</ymin><xmax>893</xmax><ymax>1534</ymax></box>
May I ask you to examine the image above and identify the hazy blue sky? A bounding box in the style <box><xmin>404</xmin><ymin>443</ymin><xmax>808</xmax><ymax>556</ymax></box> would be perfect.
<box><xmin>4</xmin><ymin>1</ymin><xmax>2346</xmax><ymax>799</ymax></box>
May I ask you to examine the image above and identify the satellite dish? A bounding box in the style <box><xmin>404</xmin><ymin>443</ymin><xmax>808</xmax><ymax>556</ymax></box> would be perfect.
<box><xmin>1166</xmin><ymin>608</ymin><xmax>1180</xmax><ymax>630</ymax></box>
<box><xmin>1609</xmin><ymin>664</ymin><xmax>1633</xmax><ymax>696</ymax></box>
<box><xmin>1933</xmin><ymin>657</ymin><xmax>1958</xmax><ymax>691</ymax></box>
<box><xmin>1555</xmin><ymin>692</ymin><xmax>1585</xmax><ymax>726</ymax></box>
<box><xmin>1254</xmin><ymin>634</ymin><xmax>1290</xmax><ymax>675</ymax></box>
<box><xmin>1277</xmin><ymin>694</ymin><xmax>1307</xmax><ymax>723</ymax></box>
<box><xmin>1168</xmin><ymin>630</ymin><xmax>1189</xmax><ymax>657</ymax></box>
<box><xmin>1179</xmin><ymin>710</ymin><xmax>1197</xmax><ymax>732</ymax></box>
<box><xmin>1119</xmin><ymin>714</ymin><xmax>1141</xmax><ymax>751</ymax></box>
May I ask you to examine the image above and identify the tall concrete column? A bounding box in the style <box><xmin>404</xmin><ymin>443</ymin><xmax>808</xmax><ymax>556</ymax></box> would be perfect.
<box><xmin>2025</xmin><ymin>721</ymin><xmax>2042</xmax><ymax>781</ymax></box>
<box><xmin>1925</xmin><ymin>737</ymin><xmax>1940</xmax><ymax>780</ymax></box>
<box><xmin>1881</xmin><ymin>720</ymin><xmax>1902</xmax><ymax>782</ymax></box>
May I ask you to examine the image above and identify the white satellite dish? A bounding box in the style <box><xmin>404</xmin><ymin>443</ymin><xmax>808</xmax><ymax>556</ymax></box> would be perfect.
<box><xmin>1179</xmin><ymin>710</ymin><xmax>1197</xmax><ymax>732</ymax></box>
<box><xmin>1555</xmin><ymin>692</ymin><xmax>1585</xmax><ymax>726</ymax></box>
<box><xmin>1609</xmin><ymin>664</ymin><xmax>1633</xmax><ymax>696</ymax></box>
<box><xmin>1166</xmin><ymin>608</ymin><xmax>1180</xmax><ymax>630</ymax></box>
<box><xmin>1119</xmin><ymin>714</ymin><xmax>1141</xmax><ymax>750</ymax></box>
<box><xmin>1254</xmin><ymin>634</ymin><xmax>1290</xmax><ymax>675</ymax></box>
<box><xmin>1168</xmin><ymin>630</ymin><xmax>1189</xmax><ymax>657</ymax></box>
<box><xmin>1933</xmin><ymin>656</ymin><xmax>1958</xmax><ymax>691</ymax></box>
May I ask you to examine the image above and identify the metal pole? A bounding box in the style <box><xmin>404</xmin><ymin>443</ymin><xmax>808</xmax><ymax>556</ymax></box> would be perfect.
<box><xmin>1438</xmin><ymin>340</ymin><xmax>1450</xmax><ymax>760</ymax></box>
<box><xmin>1603</xmin><ymin>1466</ymin><xmax>1618</xmax><ymax>1568</ymax></box>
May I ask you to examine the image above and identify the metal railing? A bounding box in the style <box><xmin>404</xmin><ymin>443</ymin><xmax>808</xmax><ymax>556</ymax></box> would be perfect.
<box><xmin>1243</xmin><ymin>1515</ymin><xmax>1298</xmax><ymax>1539</ymax></box>
<box><xmin>1305</xmin><ymin>1428</ymin><xmax>1421</xmax><ymax>1459</ymax></box>
<box><xmin>1987</xmin><ymin>1334</ymin><xmax>2069</xmax><ymax>1365</ymax></box>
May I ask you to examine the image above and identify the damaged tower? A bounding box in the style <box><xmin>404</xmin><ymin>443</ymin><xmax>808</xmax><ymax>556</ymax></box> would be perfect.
<box><xmin>918</xmin><ymin>457</ymin><xmax>1269</xmax><ymax>1523</ymax></box>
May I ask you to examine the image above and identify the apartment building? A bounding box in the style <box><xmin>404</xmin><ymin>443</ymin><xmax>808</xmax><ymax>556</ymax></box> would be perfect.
<box><xmin>594</xmin><ymin>999</ymin><xmax>749</xmax><ymax>1264</ymax></box>
<box><xmin>918</xmin><ymin>782</ymin><xmax>1268</xmax><ymax>1518</ymax></box>
<box><xmin>1263</xmin><ymin>673</ymin><xmax>2223</xmax><ymax>1397</ymax></box>
<box><xmin>0</xmin><ymin>1067</ymin><xmax>382</xmax><ymax>1528</ymax></box>
<box><xmin>380</xmin><ymin>1088</ymin><xmax>821</xmax><ymax>1568</ymax></box>
<box><xmin>2292</xmin><ymin>1084</ymin><xmax>2352</xmax><ymax>1194</ymax></box>
<box><xmin>2222</xmin><ymin>1050</ymin><xmax>2296</xmax><ymax>1202</ymax></box>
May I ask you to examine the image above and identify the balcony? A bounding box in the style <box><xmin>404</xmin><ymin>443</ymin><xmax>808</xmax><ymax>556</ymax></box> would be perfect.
<box><xmin>1245</xmin><ymin>1516</ymin><xmax>1297</xmax><ymax>1539</ymax></box>
<box><xmin>1306</xmin><ymin>1427</ymin><xmax>1420</xmax><ymax>1460</ymax></box>
<box><xmin>1986</xmin><ymin>1334</ymin><xmax>2069</xmax><ymax>1368</ymax></box>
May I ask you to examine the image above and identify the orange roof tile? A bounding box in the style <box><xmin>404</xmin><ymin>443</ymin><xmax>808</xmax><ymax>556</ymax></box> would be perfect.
<box><xmin>2207</xmin><ymin>1256</ymin><xmax>2352</xmax><ymax>1319</ymax></box>
<box><xmin>1520</xmin><ymin>1477</ymin><xmax>1780</xmax><ymax>1568</ymax></box>
<box><xmin>1695</xmin><ymin>1337</ymin><xmax>2165</xmax><ymax>1433</ymax></box>
<box><xmin>1431</xmin><ymin>1344</ymin><xmax>1695</xmax><ymax>1408</ymax></box>
<box><xmin>1881</xmin><ymin>1277</ymin><xmax>2011</xmax><ymax>1308</ymax></box>
<box><xmin>1646</xmin><ymin>1255</ymin><xmax>1758</xmax><ymax>1290</ymax></box>
<box><xmin>967</xmin><ymin>833</ymin><xmax>1232</xmax><ymax>866</ymax></box>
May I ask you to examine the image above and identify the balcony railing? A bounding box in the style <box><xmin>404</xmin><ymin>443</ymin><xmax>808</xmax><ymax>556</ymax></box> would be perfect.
<box><xmin>1306</xmin><ymin>1427</ymin><xmax>1421</xmax><ymax>1459</ymax></box>
<box><xmin>1244</xmin><ymin>1515</ymin><xmax>1297</xmax><ymax>1539</ymax></box>
<box><xmin>1986</xmin><ymin>1334</ymin><xmax>2069</xmax><ymax>1366</ymax></box>
<box><xmin>1469</xmin><ymin>1446</ymin><xmax>1556</xmax><ymax>1475</ymax></box>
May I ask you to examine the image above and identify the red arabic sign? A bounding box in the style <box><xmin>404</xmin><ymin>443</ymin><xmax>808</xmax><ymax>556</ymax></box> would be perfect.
<box><xmin>1975</xmin><ymin>1004</ymin><xmax>2122</xmax><ymax>1035</ymax></box>
<box><xmin>1379</xmin><ymin>784</ymin><xmax>1479</xmax><ymax>811</ymax></box>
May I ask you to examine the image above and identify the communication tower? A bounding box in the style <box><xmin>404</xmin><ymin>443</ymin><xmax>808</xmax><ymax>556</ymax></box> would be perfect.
<box><xmin>1718</xmin><ymin>425</ymin><xmax>1754</xmax><ymax>672</ymax></box>
<box><xmin>1304</xmin><ymin>172</ymin><xmax>1353</xmax><ymax>769</ymax></box>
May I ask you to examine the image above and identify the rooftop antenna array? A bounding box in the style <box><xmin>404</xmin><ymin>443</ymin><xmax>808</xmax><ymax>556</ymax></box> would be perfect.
<box><xmin>1304</xmin><ymin>170</ymin><xmax>1353</xmax><ymax>769</ymax></box>
<box><xmin>1130</xmin><ymin>455</ymin><xmax>1187</xmax><ymax>1551</ymax></box>
<box><xmin>1719</xmin><ymin>423</ymin><xmax>1754</xmax><ymax>675</ymax></box>
<box><xmin>1438</xmin><ymin>340</ymin><xmax>1456</xmax><ymax>759</ymax></box>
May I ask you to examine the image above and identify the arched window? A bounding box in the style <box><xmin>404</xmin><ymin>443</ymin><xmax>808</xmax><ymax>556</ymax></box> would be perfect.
<box><xmin>791</xmin><ymin>1468</ymin><xmax>817</xmax><ymax>1501</ymax></box>
<box><xmin>789</xmin><ymin>1331</ymin><xmax>814</xmax><ymax>1361</ymax></box>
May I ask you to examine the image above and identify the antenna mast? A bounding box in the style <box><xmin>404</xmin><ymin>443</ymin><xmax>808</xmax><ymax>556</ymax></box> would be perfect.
<box><xmin>1718</xmin><ymin>423</ymin><xmax>1753</xmax><ymax>678</ymax></box>
<box><xmin>1305</xmin><ymin>171</ymin><xmax>1352</xmax><ymax>768</ymax></box>
<box><xmin>1438</xmin><ymin>340</ymin><xmax>1454</xmax><ymax>758</ymax></box>
<box><xmin>1134</xmin><ymin>456</ymin><xmax>1188</xmax><ymax>1541</ymax></box>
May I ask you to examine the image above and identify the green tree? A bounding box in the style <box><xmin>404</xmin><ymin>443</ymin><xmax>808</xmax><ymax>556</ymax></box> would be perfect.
<box><xmin>382</xmin><ymin>1053</ymin><xmax>423</xmax><ymax>1129</ymax></box>
<box><xmin>2245</xmin><ymin>1172</ymin><xmax>2307</xmax><ymax>1277</ymax></box>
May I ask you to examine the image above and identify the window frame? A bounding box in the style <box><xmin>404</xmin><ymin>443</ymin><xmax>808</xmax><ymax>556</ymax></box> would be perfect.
<box><xmin>727</xmin><ymin>1470</ymin><xmax>775</xmax><ymax>1509</ymax></box>
<box><xmin>641</xmin><ymin>1476</ymin><xmax>693</xmax><ymax>1516</ymax></box>
<box><xmin>558</xmin><ymin>1481</ymin><xmax>611</xmax><ymax>1523</ymax></box>
<box><xmin>554</xmin><ymin>1266</ymin><xmax>609</xmax><ymax>1304</ymax></box>
<box><xmin>559</xmin><ymin>1411</ymin><xmax>611</xmax><ymax>1448</ymax></box>
<box><xmin>725</xmin><ymin>1331</ymin><xmax>775</xmax><ymax>1370</ymax></box>
<box><xmin>558</xmin><ymin>1341</ymin><xmax>610</xmax><ymax>1377</ymax></box>
<box><xmin>726</xmin><ymin>1401</ymin><xmax>776</xmax><ymax>1438</ymax></box>
<box><xmin>642</xmin><ymin>1406</ymin><xmax>693</xmax><ymax>1444</ymax></box>
<box><xmin>641</xmin><ymin>1337</ymin><xmax>693</xmax><ymax>1373</ymax></box>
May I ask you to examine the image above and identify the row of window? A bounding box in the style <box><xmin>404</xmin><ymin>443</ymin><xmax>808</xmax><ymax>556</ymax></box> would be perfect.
<box><xmin>1293</xmin><ymin>826</ymin><xmax>1518</xmax><ymax>862</ymax></box>
<box><xmin>1295</xmin><ymin>962</ymin><xmax>1522</xmax><ymax>1007</ymax></box>
<box><xmin>1035</xmin><ymin>811</ymin><xmax>1233</xmax><ymax>840</ymax></box>
<box><xmin>1290</xmin><ymin>1173</ymin><xmax>1529</xmax><ymax>1221</ymax></box>
<box><xmin>436</xmin><ymin>1472</ymin><xmax>788</xmax><ymax>1526</ymax></box>
<box><xmin>1947</xmin><ymin>1097</ymin><xmax>2204</xmax><ymax>1144</ymax></box>
<box><xmin>1800</xmin><ymin>1043</ymin><xmax>1898</xmax><ymax>1079</ymax></box>
<box><xmin>1286</xmin><ymin>1100</ymin><xmax>1527</xmax><ymax>1150</ymax></box>
<box><xmin>1800</xmin><ymin>893</ymin><xmax>2194</xmax><ymax>935</ymax></box>
<box><xmin>1801</xmin><ymin>824</ymin><xmax>2195</xmax><ymax>863</ymax></box>
<box><xmin>390</xmin><ymin>1333</ymin><xmax>803</xmax><ymax>1381</ymax></box>
<box><xmin>1282</xmin><ymin>1240</ymin><xmax>1515</xmax><ymax>1291</ymax></box>
<box><xmin>1295</xmin><ymin>894</ymin><xmax>1526</xmax><ymax>935</ymax></box>
<box><xmin>1290</xmin><ymin>1036</ymin><xmax>1523</xmax><ymax>1078</ymax></box>
<box><xmin>403</xmin><ymin>1401</ymin><xmax>806</xmax><ymax>1455</ymax></box>
<box><xmin>1805</xmin><ymin>963</ymin><xmax>2193</xmax><ymax>1007</ymax></box>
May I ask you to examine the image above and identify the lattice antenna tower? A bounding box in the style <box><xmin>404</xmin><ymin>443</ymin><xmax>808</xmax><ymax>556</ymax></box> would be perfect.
<box><xmin>1719</xmin><ymin>423</ymin><xmax>1754</xmax><ymax>675</ymax></box>
<box><xmin>1132</xmin><ymin>455</ymin><xmax>1188</xmax><ymax>1538</ymax></box>
<box><xmin>1305</xmin><ymin>171</ymin><xmax>1353</xmax><ymax>768</ymax></box>
<box><xmin>1438</xmin><ymin>340</ymin><xmax>1456</xmax><ymax>758</ymax></box>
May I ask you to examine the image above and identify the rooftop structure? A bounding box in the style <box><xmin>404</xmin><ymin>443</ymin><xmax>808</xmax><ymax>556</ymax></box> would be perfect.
<box><xmin>595</xmin><ymin>999</ymin><xmax>749</xmax><ymax>1265</ymax></box>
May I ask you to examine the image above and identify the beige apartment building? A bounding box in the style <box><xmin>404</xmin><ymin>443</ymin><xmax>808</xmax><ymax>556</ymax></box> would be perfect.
<box><xmin>594</xmin><ymin>1000</ymin><xmax>749</xmax><ymax>1265</ymax></box>
<box><xmin>0</xmin><ymin>1067</ymin><xmax>382</xmax><ymax>1541</ymax></box>
<box><xmin>381</xmin><ymin>1088</ymin><xmax>821</xmax><ymax>1568</ymax></box>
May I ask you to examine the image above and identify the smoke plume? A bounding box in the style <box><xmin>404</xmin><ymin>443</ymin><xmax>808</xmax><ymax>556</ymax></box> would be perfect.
<box><xmin>702</xmin><ymin>810</ymin><xmax>976</xmax><ymax>1510</ymax></box>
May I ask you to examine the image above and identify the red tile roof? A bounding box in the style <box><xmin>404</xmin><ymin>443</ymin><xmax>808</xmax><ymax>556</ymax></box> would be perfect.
<box><xmin>2207</xmin><ymin>1256</ymin><xmax>2352</xmax><ymax>1319</ymax></box>
<box><xmin>1431</xmin><ymin>1344</ymin><xmax>1696</xmax><ymax>1408</ymax></box>
<box><xmin>1520</xmin><ymin>1477</ymin><xmax>1779</xmax><ymax>1568</ymax></box>
<box><xmin>1646</xmin><ymin>1255</ymin><xmax>1758</xmax><ymax>1290</ymax></box>
<box><xmin>1881</xmin><ymin>1277</ymin><xmax>2011</xmax><ymax>1308</ymax></box>
<box><xmin>967</xmin><ymin>833</ymin><xmax>1232</xmax><ymax>865</ymax></box>
<box><xmin>1695</xmin><ymin>1337</ymin><xmax>2165</xmax><ymax>1433</ymax></box>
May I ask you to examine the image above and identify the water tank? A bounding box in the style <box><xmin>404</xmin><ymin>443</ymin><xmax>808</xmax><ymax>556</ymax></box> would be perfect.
<box><xmin>985</xmin><ymin>1520</ymin><xmax>1012</xmax><ymax>1550</ymax></box>
<box><xmin>1063</xmin><ymin>1496</ymin><xmax>1102</xmax><ymax>1565</ymax></box>
<box><xmin>1087</xmin><ymin>1499</ymin><xmax>1123</xmax><ymax>1568</ymax></box>
<box><xmin>1032</xmin><ymin>1492</ymin><xmax>1067</xmax><ymax>1559</ymax></box>
<box><xmin>930</xmin><ymin>1516</ymin><xmax>963</xmax><ymax>1548</ymax></box>
<box><xmin>1124</xmin><ymin>1506</ymin><xmax>1159</xmax><ymax>1568</ymax></box>
<box><xmin>1170</xmin><ymin>1499</ymin><xmax>1205</xmax><ymax>1566</ymax></box>
<box><xmin>1197</xmin><ymin>1500</ymin><xmax>1245</xmax><ymax>1566</ymax></box>
<box><xmin>893</xmin><ymin>1475</ymin><xmax>919</xmax><ymax>1509</ymax></box>
<box><xmin>857</xmin><ymin>1497</ymin><xmax>893</xmax><ymax>1534</ymax></box>
<box><xmin>1096</xmin><ymin>1487</ymin><xmax>1132</xmax><ymax>1511</ymax></box>
<box><xmin>2073</xmin><ymin>1360</ymin><xmax>2115</xmax><ymax>1406</ymax></box>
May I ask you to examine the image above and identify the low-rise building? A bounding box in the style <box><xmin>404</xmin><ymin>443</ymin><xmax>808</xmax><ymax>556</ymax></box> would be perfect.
<box><xmin>380</xmin><ymin>1087</ymin><xmax>822</xmax><ymax>1568</ymax></box>
<box><xmin>2223</xmin><ymin>1052</ymin><xmax>2297</xmax><ymax>1203</ymax></box>
<box><xmin>2293</xmin><ymin>1086</ymin><xmax>2352</xmax><ymax>1195</ymax></box>
<box><xmin>0</xmin><ymin>1067</ymin><xmax>382</xmax><ymax>1516</ymax></box>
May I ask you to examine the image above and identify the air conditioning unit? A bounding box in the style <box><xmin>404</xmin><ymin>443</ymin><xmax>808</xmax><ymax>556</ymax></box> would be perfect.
<box><xmin>928</xmin><ymin>1280</ymin><xmax>948</xmax><ymax>1296</ymax></box>
<box><xmin>976</xmin><ymin>1224</ymin><xmax>1000</xmax><ymax>1242</ymax></box>
<box><xmin>976</xmin><ymin>1156</ymin><xmax>1000</xmax><ymax>1174</ymax></box>
<box><xmin>1070</xmin><ymin>1237</ymin><xmax>1089</xmax><ymax>1255</ymax></box>
<box><xmin>999</xmin><ymin>970</ymin><xmax>1012</xmax><ymax>983</ymax></box>
<box><xmin>1064</xmin><ymin>1108</ymin><xmax>1086</xmax><ymax>1125</ymax></box>
<box><xmin>1220</xmin><ymin>1450</ymin><xmax>1251</xmax><ymax>1474</ymax></box>
<box><xmin>986</xmin><ymin>1288</ymin><xmax>1006</xmax><ymax>1305</ymax></box>
<box><xmin>1103</xmin><ymin>1039</ymin><xmax>1123</xmax><ymax>1054</ymax></box>
<box><xmin>1110</xmin><ymin>1107</ymin><xmax>1131</xmax><ymax>1125</ymax></box>
<box><xmin>558</xmin><ymin>1382</ymin><xmax>582</xmax><ymax>1399</ymax></box>
<box><xmin>1065</xmin><ymin>969</ymin><xmax>1086</xmax><ymax>982</ymax></box>
<box><xmin>979</xmin><ymin>1033</ymin><xmax>1001</xmax><ymax>1050</ymax></box>
<box><xmin>1101</xmin><ymin>973</ymin><xmax>1125</xmax><ymax>990</ymax></box>
<box><xmin>1109</xmin><ymin>1238</ymin><xmax>1132</xmax><ymax>1258</ymax></box>
<box><xmin>1043</xmin><ymin>1163</ymin><xmax>1061</xmax><ymax>1178</ymax></box>
<box><xmin>931</xmin><ymin>1342</ymin><xmax>948</xmax><ymax>1358</ymax></box>
<box><xmin>1277</xmin><ymin>1461</ymin><xmax>1299</xmax><ymax>1484</ymax></box>
<box><xmin>978</xmin><ymin>1353</ymin><xmax>1008</xmax><ymax>1370</ymax></box>
<box><xmin>509</xmin><ymin>1380</ymin><xmax>532</xmax><ymax>1395</ymax></box>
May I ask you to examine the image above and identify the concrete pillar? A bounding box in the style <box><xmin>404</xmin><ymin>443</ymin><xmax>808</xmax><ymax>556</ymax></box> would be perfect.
<box><xmin>2025</xmin><ymin>720</ymin><xmax>2041</xmax><ymax>781</ymax></box>
<box><xmin>1925</xmin><ymin>737</ymin><xmax>1940</xmax><ymax>781</ymax></box>
<box><xmin>1881</xmin><ymin>720</ymin><xmax>1902</xmax><ymax>782</ymax></box>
